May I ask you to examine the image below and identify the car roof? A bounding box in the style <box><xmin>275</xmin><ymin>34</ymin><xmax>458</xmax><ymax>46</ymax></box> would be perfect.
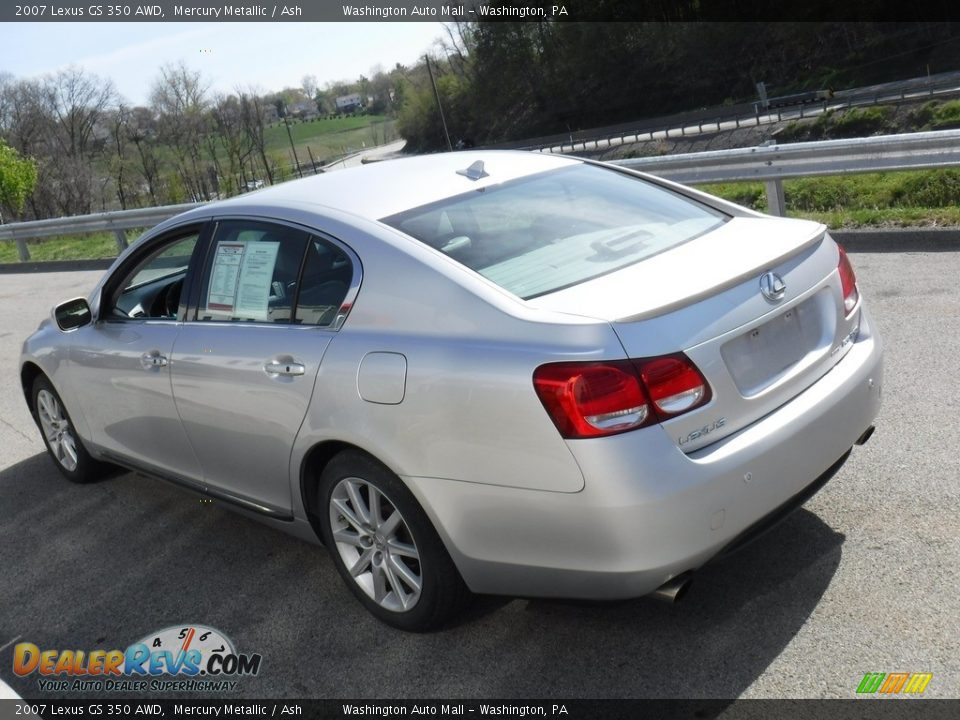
<box><xmin>212</xmin><ymin>150</ymin><xmax>582</xmax><ymax>221</ymax></box>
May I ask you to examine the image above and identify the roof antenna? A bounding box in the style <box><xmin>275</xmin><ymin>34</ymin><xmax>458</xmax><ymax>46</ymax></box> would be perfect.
<box><xmin>456</xmin><ymin>160</ymin><xmax>488</xmax><ymax>181</ymax></box>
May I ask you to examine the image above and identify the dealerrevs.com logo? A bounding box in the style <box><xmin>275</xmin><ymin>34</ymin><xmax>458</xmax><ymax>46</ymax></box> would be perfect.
<box><xmin>13</xmin><ymin>624</ymin><xmax>262</xmax><ymax>693</ymax></box>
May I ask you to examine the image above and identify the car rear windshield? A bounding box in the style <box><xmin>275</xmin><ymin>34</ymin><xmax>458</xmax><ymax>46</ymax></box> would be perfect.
<box><xmin>381</xmin><ymin>164</ymin><xmax>728</xmax><ymax>299</ymax></box>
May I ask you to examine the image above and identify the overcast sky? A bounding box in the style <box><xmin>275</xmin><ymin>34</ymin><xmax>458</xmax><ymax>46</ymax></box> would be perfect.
<box><xmin>0</xmin><ymin>22</ymin><xmax>447</xmax><ymax>103</ymax></box>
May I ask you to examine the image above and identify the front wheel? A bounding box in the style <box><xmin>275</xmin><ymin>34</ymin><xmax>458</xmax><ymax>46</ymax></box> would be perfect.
<box><xmin>32</xmin><ymin>375</ymin><xmax>107</xmax><ymax>483</ymax></box>
<box><xmin>318</xmin><ymin>450</ymin><xmax>471</xmax><ymax>631</ymax></box>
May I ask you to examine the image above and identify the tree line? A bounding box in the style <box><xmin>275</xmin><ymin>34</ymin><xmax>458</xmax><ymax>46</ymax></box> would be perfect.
<box><xmin>0</xmin><ymin>62</ymin><xmax>407</xmax><ymax>223</ymax></box>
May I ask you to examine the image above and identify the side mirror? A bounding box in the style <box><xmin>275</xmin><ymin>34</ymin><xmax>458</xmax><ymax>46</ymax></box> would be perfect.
<box><xmin>54</xmin><ymin>297</ymin><xmax>92</xmax><ymax>332</ymax></box>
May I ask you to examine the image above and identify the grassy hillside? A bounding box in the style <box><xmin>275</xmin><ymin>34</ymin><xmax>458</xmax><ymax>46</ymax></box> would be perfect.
<box><xmin>261</xmin><ymin>116</ymin><xmax>397</xmax><ymax>165</ymax></box>
<box><xmin>0</xmin><ymin>232</ymin><xmax>127</xmax><ymax>263</ymax></box>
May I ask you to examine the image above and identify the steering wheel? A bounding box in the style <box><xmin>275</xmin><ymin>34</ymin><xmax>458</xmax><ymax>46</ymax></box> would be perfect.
<box><xmin>158</xmin><ymin>279</ymin><xmax>183</xmax><ymax>318</ymax></box>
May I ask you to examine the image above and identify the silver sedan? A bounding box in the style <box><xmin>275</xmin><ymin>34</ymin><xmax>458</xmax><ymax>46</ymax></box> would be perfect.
<box><xmin>20</xmin><ymin>151</ymin><xmax>882</xmax><ymax>631</ymax></box>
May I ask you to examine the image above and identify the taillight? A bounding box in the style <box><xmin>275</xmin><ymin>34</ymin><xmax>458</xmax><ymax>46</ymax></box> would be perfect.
<box><xmin>533</xmin><ymin>354</ymin><xmax>710</xmax><ymax>439</ymax></box>
<box><xmin>634</xmin><ymin>354</ymin><xmax>711</xmax><ymax>418</ymax></box>
<box><xmin>837</xmin><ymin>245</ymin><xmax>859</xmax><ymax>315</ymax></box>
<box><xmin>533</xmin><ymin>361</ymin><xmax>650</xmax><ymax>438</ymax></box>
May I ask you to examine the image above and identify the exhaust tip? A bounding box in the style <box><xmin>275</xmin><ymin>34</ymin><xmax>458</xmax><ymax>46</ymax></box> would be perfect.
<box><xmin>855</xmin><ymin>425</ymin><xmax>876</xmax><ymax>446</ymax></box>
<box><xmin>650</xmin><ymin>574</ymin><xmax>693</xmax><ymax>603</ymax></box>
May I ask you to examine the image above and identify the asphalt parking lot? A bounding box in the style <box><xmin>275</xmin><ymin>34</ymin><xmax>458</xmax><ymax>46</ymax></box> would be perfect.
<box><xmin>0</xmin><ymin>245</ymin><xmax>958</xmax><ymax>700</ymax></box>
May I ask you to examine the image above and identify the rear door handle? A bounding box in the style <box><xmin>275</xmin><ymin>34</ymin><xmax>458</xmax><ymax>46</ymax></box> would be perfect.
<box><xmin>264</xmin><ymin>360</ymin><xmax>305</xmax><ymax>376</ymax></box>
<box><xmin>140</xmin><ymin>351</ymin><xmax>168</xmax><ymax>370</ymax></box>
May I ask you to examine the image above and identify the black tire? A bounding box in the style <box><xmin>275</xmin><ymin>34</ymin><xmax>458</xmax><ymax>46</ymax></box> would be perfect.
<box><xmin>31</xmin><ymin>375</ymin><xmax>109</xmax><ymax>484</ymax></box>
<box><xmin>317</xmin><ymin>450</ymin><xmax>472</xmax><ymax>632</ymax></box>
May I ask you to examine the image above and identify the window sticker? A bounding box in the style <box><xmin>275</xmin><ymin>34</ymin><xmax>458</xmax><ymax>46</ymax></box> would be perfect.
<box><xmin>235</xmin><ymin>241</ymin><xmax>280</xmax><ymax>321</ymax></box>
<box><xmin>206</xmin><ymin>240</ymin><xmax>280</xmax><ymax>321</ymax></box>
<box><xmin>207</xmin><ymin>242</ymin><xmax>245</xmax><ymax>313</ymax></box>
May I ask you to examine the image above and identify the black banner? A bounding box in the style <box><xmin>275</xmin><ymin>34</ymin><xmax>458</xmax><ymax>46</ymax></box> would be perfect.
<box><xmin>2</xmin><ymin>700</ymin><xmax>960</xmax><ymax>720</ymax></box>
<box><xmin>2</xmin><ymin>0</ymin><xmax>960</xmax><ymax>23</ymax></box>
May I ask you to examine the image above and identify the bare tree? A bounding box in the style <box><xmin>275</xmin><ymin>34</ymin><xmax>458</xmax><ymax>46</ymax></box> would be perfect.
<box><xmin>126</xmin><ymin>106</ymin><xmax>161</xmax><ymax>205</ymax></box>
<box><xmin>301</xmin><ymin>74</ymin><xmax>318</xmax><ymax>102</ymax></box>
<box><xmin>151</xmin><ymin>62</ymin><xmax>211</xmax><ymax>201</ymax></box>
<box><xmin>43</xmin><ymin>67</ymin><xmax>117</xmax><ymax>214</ymax></box>
<box><xmin>46</xmin><ymin>66</ymin><xmax>116</xmax><ymax>159</ymax></box>
<box><xmin>109</xmin><ymin>103</ymin><xmax>133</xmax><ymax>209</ymax></box>
<box><xmin>213</xmin><ymin>94</ymin><xmax>256</xmax><ymax>196</ymax></box>
<box><xmin>239</xmin><ymin>88</ymin><xmax>274</xmax><ymax>186</ymax></box>
<box><xmin>442</xmin><ymin>23</ymin><xmax>473</xmax><ymax>82</ymax></box>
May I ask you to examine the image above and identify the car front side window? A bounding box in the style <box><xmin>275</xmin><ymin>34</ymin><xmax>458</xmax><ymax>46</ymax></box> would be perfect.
<box><xmin>109</xmin><ymin>229</ymin><xmax>202</xmax><ymax>320</ymax></box>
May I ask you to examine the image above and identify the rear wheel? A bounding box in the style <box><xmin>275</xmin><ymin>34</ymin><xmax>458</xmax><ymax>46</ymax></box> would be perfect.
<box><xmin>32</xmin><ymin>375</ymin><xmax>107</xmax><ymax>483</ymax></box>
<box><xmin>318</xmin><ymin>450</ymin><xmax>471</xmax><ymax>631</ymax></box>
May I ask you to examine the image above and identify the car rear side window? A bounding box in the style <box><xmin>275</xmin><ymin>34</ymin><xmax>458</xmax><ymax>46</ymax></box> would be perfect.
<box><xmin>195</xmin><ymin>220</ymin><xmax>353</xmax><ymax>327</ymax></box>
<box><xmin>295</xmin><ymin>238</ymin><xmax>353</xmax><ymax>327</ymax></box>
<box><xmin>197</xmin><ymin>220</ymin><xmax>309</xmax><ymax>323</ymax></box>
<box><xmin>382</xmin><ymin>164</ymin><xmax>727</xmax><ymax>299</ymax></box>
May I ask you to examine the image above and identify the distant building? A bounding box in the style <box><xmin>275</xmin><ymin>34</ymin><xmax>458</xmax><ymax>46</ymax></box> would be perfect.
<box><xmin>289</xmin><ymin>100</ymin><xmax>318</xmax><ymax>120</ymax></box>
<box><xmin>335</xmin><ymin>93</ymin><xmax>364</xmax><ymax>113</ymax></box>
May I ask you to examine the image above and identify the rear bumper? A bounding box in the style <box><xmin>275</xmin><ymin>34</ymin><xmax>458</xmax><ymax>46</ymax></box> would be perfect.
<box><xmin>405</xmin><ymin>308</ymin><xmax>883</xmax><ymax>599</ymax></box>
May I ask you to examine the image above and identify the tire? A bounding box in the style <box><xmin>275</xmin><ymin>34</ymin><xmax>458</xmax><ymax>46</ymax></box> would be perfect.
<box><xmin>318</xmin><ymin>450</ymin><xmax>472</xmax><ymax>631</ymax></box>
<box><xmin>32</xmin><ymin>375</ymin><xmax>108</xmax><ymax>484</ymax></box>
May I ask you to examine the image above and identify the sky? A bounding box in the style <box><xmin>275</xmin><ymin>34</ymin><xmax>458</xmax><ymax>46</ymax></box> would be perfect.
<box><xmin>0</xmin><ymin>22</ymin><xmax>448</xmax><ymax>104</ymax></box>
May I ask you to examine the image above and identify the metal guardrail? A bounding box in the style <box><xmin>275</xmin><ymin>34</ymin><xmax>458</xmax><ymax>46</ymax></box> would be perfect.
<box><xmin>0</xmin><ymin>203</ymin><xmax>200</xmax><ymax>262</ymax></box>
<box><xmin>3</xmin><ymin>129</ymin><xmax>960</xmax><ymax>263</ymax></box>
<box><xmin>611</xmin><ymin>128</ymin><xmax>960</xmax><ymax>215</ymax></box>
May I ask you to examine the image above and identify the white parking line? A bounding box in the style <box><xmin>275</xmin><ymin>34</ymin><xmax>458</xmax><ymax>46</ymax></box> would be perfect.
<box><xmin>0</xmin><ymin>636</ymin><xmax>21</xmax><ymax>654</ymax></box>
<box><xmin>0</xmin><ymin>676</ymin><xmax>22</xmax><ymax>700</ymax></box>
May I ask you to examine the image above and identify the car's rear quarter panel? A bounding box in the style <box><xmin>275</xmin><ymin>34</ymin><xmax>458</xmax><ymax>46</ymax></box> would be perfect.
<box><xmin>287</xmin><ymin>216</ymin><xmax>627</xmax><ymax>508</ymax></box>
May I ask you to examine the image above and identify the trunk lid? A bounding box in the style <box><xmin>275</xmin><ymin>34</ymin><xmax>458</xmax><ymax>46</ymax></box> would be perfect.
<box><xmin>526</xmin><ymin>216</ymin><xmax>860</xmax><ymax>451</ymax></box>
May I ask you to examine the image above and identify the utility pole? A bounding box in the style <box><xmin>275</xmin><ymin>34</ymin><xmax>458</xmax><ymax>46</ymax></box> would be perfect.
<box><xmin>283</xmin><ymin>114</ymin><xmax>303</xmax><ymax>178</ymax></box>
<box><xmin>425</xmin><ymin>54</ymin><xmax>453</xmax><ymax>151</ymax></box>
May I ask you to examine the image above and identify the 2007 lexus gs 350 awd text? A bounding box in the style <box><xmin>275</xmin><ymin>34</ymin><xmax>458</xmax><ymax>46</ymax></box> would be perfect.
<box><xmin>20</xmin><ymin>152</ymin><xmax>882</xmax><ymax>631</ymax></box>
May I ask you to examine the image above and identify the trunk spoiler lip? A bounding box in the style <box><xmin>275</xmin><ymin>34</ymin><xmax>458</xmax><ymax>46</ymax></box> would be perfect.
<box><xmin>611</xmin><ymin>224</ymin><xmax>828</xmax><ymax>324</ymax></box>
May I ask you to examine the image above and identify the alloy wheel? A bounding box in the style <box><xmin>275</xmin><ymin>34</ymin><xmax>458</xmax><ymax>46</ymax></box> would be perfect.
<box><xmin>328</xmin><ymin>477</ymin><xmax>423</xmax><ymax>612</ymax></box>
<box><xmin>36</xmin><ymin>389</ymin><xmax>79</xmax><ymax>472</ymax></box>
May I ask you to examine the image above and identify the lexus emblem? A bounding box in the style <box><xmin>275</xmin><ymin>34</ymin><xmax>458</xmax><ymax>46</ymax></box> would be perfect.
<box><xmin>759</xmin><ymin>271</ymin><xmax>786</xmax><ymax>302</ymax></box>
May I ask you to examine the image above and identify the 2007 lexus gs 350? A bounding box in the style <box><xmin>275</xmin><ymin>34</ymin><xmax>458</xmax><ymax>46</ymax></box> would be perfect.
<box><xmin>21</xmin><ymin>152</ymin><xmax>882</xmax><ymax>631</ymax></box>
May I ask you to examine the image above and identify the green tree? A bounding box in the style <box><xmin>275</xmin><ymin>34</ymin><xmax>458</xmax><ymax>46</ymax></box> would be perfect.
<box><xmin>0</xmin><ymin>140</ymin><xmax>37</xmax><ymax>221</ymax></box>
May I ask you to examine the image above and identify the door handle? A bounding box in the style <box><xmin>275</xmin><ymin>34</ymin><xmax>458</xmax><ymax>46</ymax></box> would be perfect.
<box><xmin>264</xmin><ymin>360</ymin><xmax>305</xmax><ymax>377</ymax></box>
<box><xmin>140</xmin><ymin>351</ymin><xmax>168</xmax><ymax>370</ymax></box>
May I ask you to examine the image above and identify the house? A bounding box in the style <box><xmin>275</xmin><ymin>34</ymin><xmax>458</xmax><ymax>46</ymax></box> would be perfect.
<box><xmin>288</xmin><ymin>100</ymin><xmax>318</xmax><ymax>120</ymax></box>
<box><xmin>335</xmin><ymin>93</ymin><xmax>364</xmax><ymax>113</ymax></box>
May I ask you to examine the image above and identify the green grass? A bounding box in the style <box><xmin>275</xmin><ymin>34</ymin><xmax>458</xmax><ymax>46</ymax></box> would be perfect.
<box><xmin>775</xmin><ymin>105</ymin><xmax>897</xmax><ymax>142</ymax></box>
<box><xmin>820</xmin><ymin>106</ymin><xmax>895</xmax><ymax>138</ymax></box>
<box><xmin>699</xmin><ymin>168</ymin><xmax>960</xmax><ymax>228</ymax></box>
<box><xmin>907</xmin><ymin>99</ymin><xmax>960</xmax><ymax>131</ymax></box>
<box><xmin>261</xmin><ymin>116</ymin><xmax>398</xmax><ymax>164</ymax></box>
<box><xmin>0</xmin><ymin>230</ymin><xmax>146</xmax><ymax>263</ymax></box>
<box><xmin>796</xmin><ymin>206</ymin><xmax>960</xmax><ymax>228</ymax></box>
<box><xmin>263</xmin><ymin>115</ymin><xmax>385</xmax><ymax>148</ymax></box>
